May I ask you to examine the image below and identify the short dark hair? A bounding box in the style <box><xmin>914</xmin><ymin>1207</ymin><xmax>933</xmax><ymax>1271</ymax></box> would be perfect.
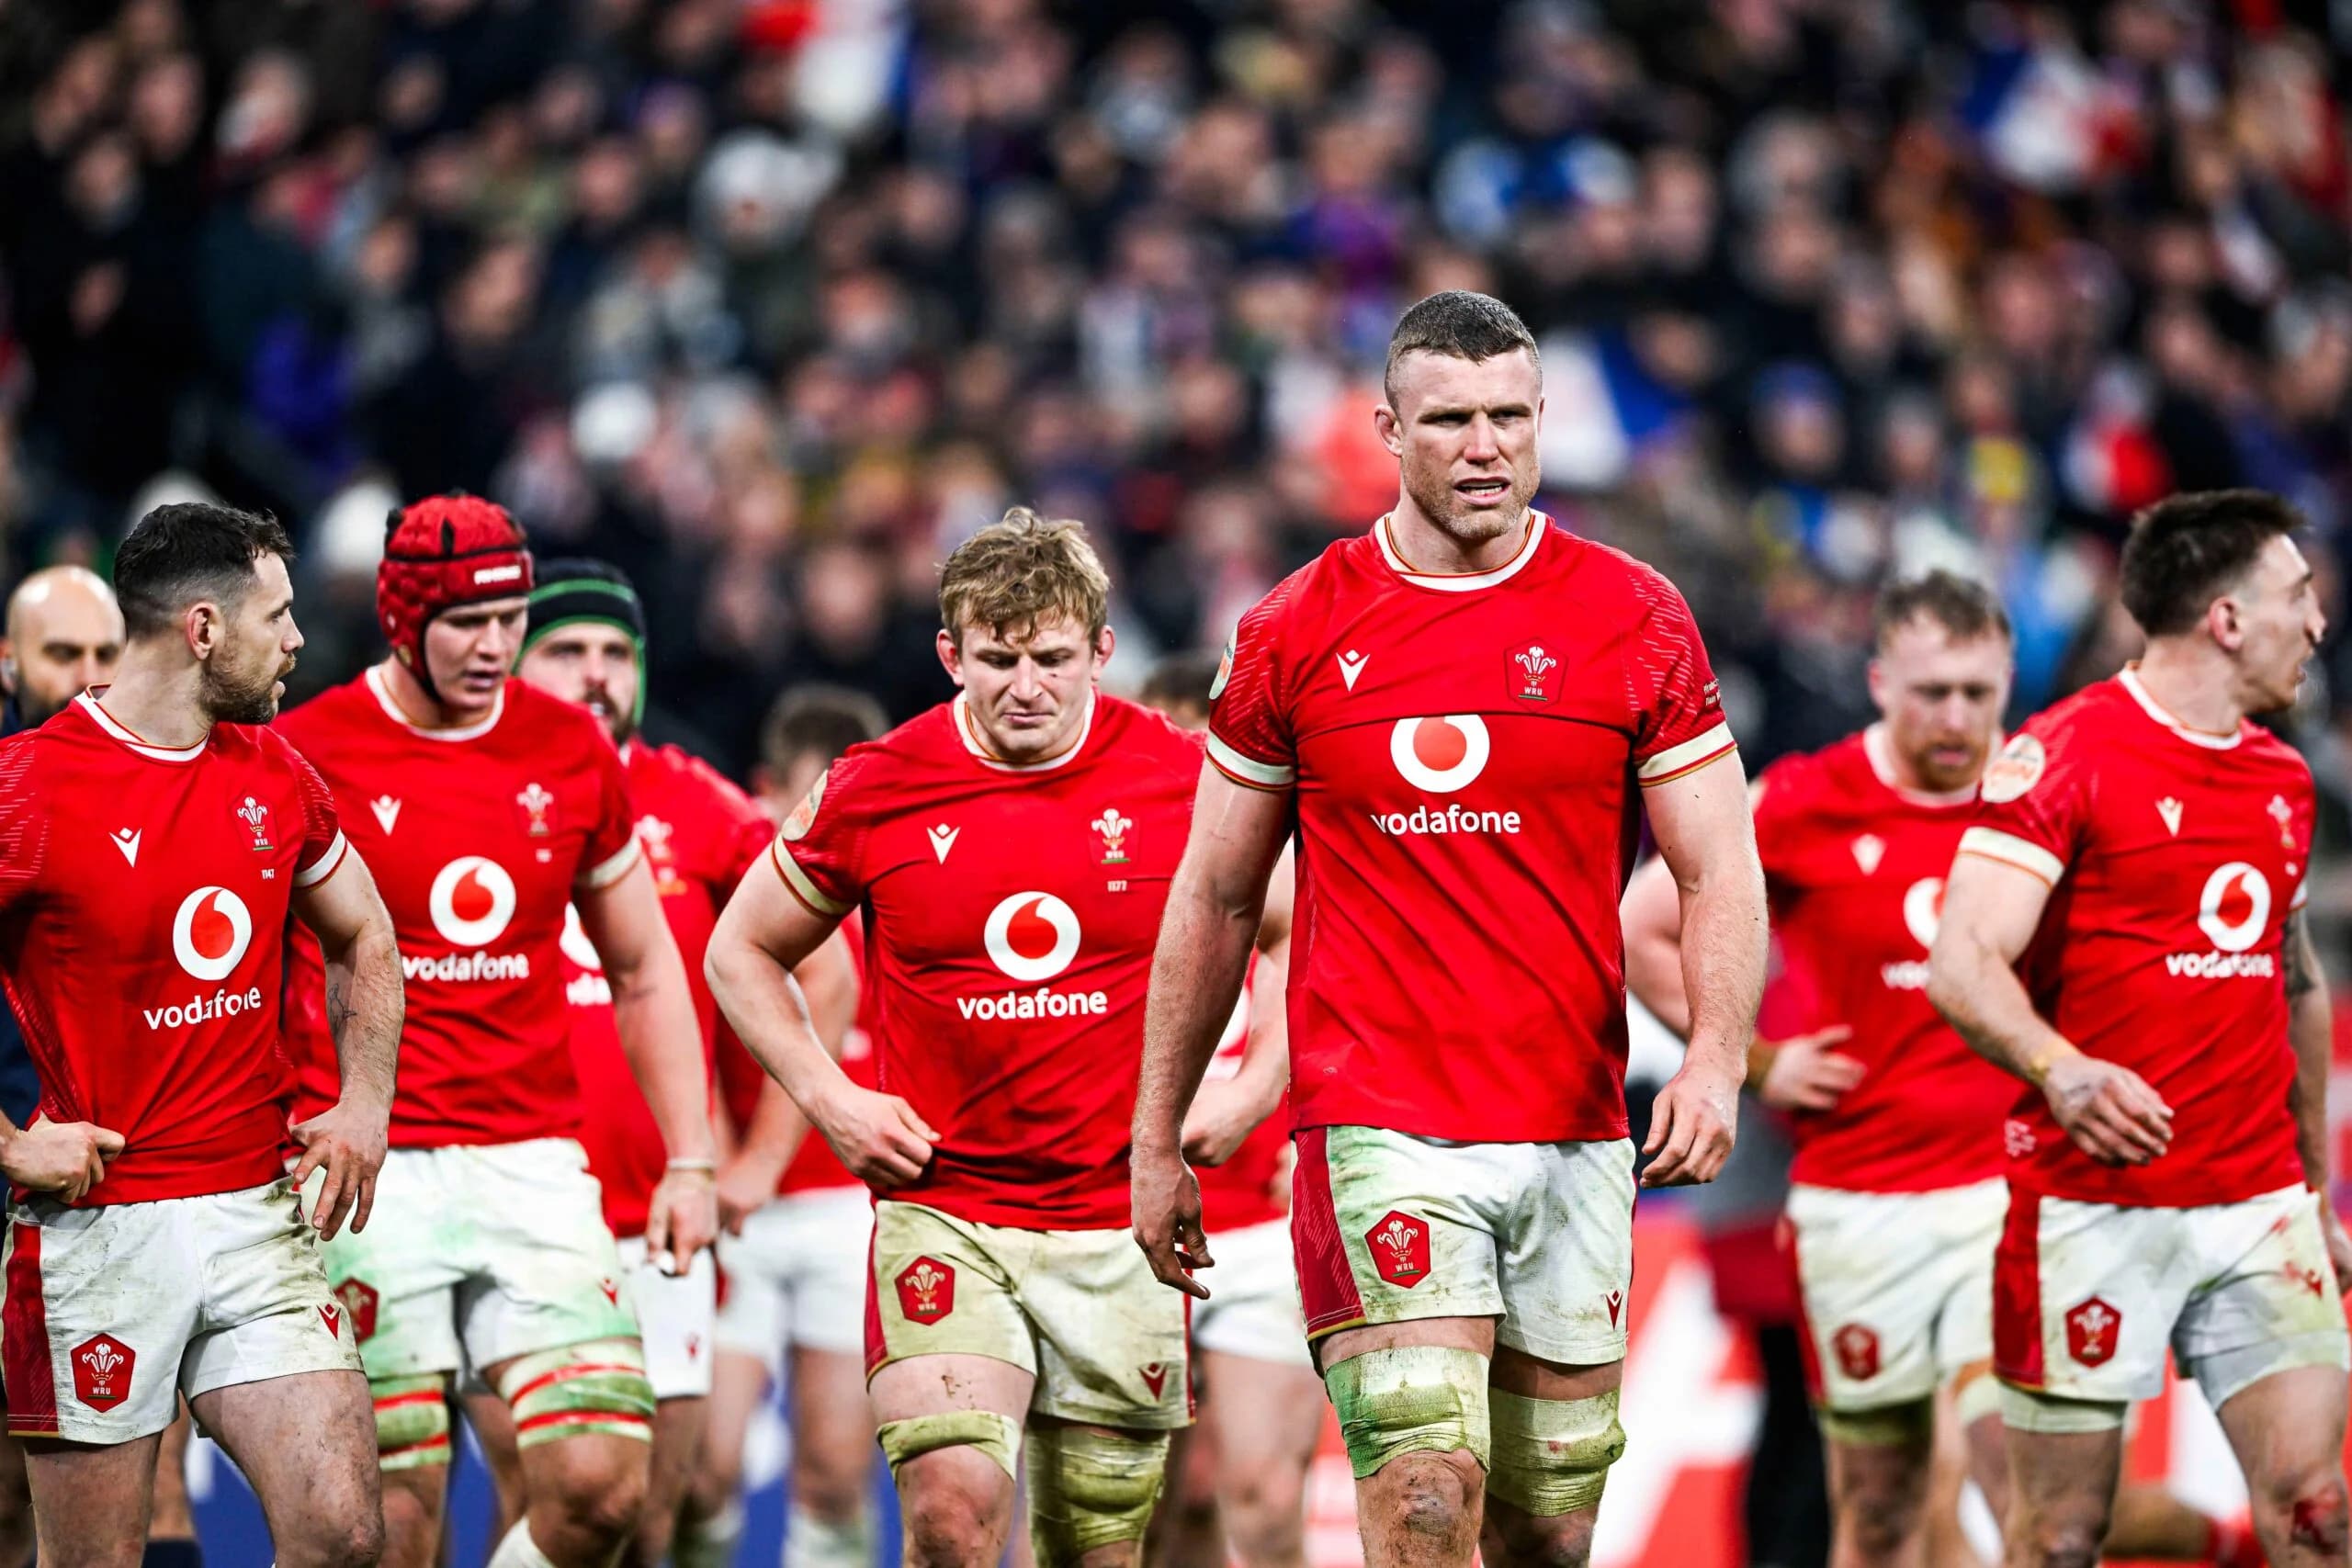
<box><xmin>762</xmin><ymin>683</ymin><xmax>888</xmax><ymax>775</ymax></box>
<box><xmin>1384</xmin><ymin>291</ymin><xmax>1541</xmax><ymax>408</ymax></box>
<box><xmin>2119</xmin><ymin>489</ymin><xmax>2307</xmax><ymax>637</ymax></box>
<box><xmin>1140</xmin><ymin>649</ymin><xmax>1222</xmax><ymax>714</ymax></box>
<box><xmin>114</xmin><ymin>502</ymin><xmax>295</xmax><ymax>639</ymax></box>
<box><xmin>1873</xmin><ymin>570</ymin><xmax>2012</xmax><ymax>651</ymax></box>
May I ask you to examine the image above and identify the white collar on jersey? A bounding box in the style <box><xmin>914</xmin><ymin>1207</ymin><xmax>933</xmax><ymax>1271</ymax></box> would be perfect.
<box><xmin>954</xmin><ymin>690</ymin><xmax>1096</xmax><ymax>773</ymax></box>
<box><xmin>367</xmin><ymin>663</ymin><xmax>505</xmax><ymax>741</ymax></box>
<box><xmin>2118</xmin><ymin>665</ymin><xmax>2241</xmax><ymax>750</ymax></box>
<box><xmin>75</xmin><ymin>689</ymin><xmax>206</xmax><ymax>762</ymax></box>
<box><xmin>1862</xmin><ymin>722</ymin><xmax>1981</xmax><ymax>807</ymax></box>
<box><xmin>1374</xmin><ymin>510</ymin><xmax>1545</xmax><ymax>592</ymax></box>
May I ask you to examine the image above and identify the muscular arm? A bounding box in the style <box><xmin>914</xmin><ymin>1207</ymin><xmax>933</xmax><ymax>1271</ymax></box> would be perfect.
<box><xmin>1134</xmin><ymin>768</ymin><xmax>1292</xmax><ymax>1162</ymax></box>
<box><xmin>2284</xmin><ymin>909</ymin><xmax>2334</xmax><ymax>1190</ymax></box>
<box><xmin>1181</xmin><ymin>850</ymin><xmax>1295</xmax><ymax>1167</ymax></box>
<box><xmin>721</xmin><ymin>925</ymin><xmax>858</xmax><ymax>1223</ymax></box>
<box><xmin>578</xmin><ymin>857</ymin><xmax>719</xmax><ymax>1266</ymax></box>
<box><xmin>1928</xmin><ymin>852</ymin><xmax>2171</xmax><ymax>1165</ymax></box>
<box><xmin>707</xmin><ymin>858</ymin><xmax>934</xmax><ymax>1184</ymax></box>
<box><xmin>288</xmin><ymin>850</ymin><xmax>403</xmax><ymax>1235</ymax></box>
<box><xmin>1637</xmin><ymin>753</ymin><xmax>1768</xmax><ymax>1185</ymax></box>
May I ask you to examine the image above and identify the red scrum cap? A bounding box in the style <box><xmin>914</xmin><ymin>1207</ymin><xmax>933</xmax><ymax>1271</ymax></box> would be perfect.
<box><xmin>378</xmin><ymin>492</ymin><xmax>534</xmax><ymax>697</ymax></box>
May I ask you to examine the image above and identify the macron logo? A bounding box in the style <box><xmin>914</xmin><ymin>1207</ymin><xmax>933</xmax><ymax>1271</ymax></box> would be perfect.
<box><xmin>927</xmin><ymin>824</ymin><xmax>959</xmax><ymax>863</ymax></box>
<box><xmin>472</xmin><ymin>563</ymin><xmax>525</xmax><ymax>586</ymax></box>
<box><xmin>370</xmin><ymin>796</ymin><xmax>401</xmax><ymax>834</ymax></box>
<box><xmin>2156</xmin><ymin>797</ymin><xmax>2183</xmax><ymax>837</ymax></box>
<box><xmin>1337</xmin><ymin>649</ymin><xmax>1369</xmax><ymax>691</ymax></box>
<box><xmin>110</xmin><ymin>829</ymin><xmax>141</xmax><ymax>866</ymax></box>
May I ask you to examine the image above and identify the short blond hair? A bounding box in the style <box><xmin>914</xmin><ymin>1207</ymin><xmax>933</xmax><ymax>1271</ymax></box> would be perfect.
<box><xmin>938</xmin><ymin>508</ymin><xmax>1111</xmax><ymax>647</ymax></box>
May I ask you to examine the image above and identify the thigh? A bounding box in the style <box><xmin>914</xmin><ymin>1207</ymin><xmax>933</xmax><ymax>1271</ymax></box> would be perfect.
<box><xmin>1200</xmin><ymin>1348</ymin><xmax>1324</xmax><ymax>1482</ymax></box>
<box><xmin>868</xmin><ymin>1201</ymin><xmax>1035</xmax><ymax>1386</ymax></box>
<box><xmin>790</xmin><ymin>1343</ymin><xmax>879</xmax><ymax>1486</ymax></box>
<box><xmin>459</xmin><ymin>1141</ymin><xmax>639</xmax><ymax>1371</ymax></box>
<box><xmin>616</xmin><ymin>1235</ymin><xmax>717</xmax><ymax>1401</ymax></box>
<box><xmin>320</xmin><ymin>1151</ymin><xmax>465</xmax><ymax>1382</ymax></box>
<box><xmin>1992</xmin><ymin>1190</ymin><xmax>2181</xmax><ymax>1404</ymax></box>
<box><xmin>190</xmin><ymin>1367</ymin><xmax>379</xmax><ymax>1547</ymax></box>
<box><xmin>870</xmin><ymin>1350</ymin><xmax>1031</xmax><ymax>1532</ymax></box>
<box><xmin>2213</xmin><ymin>1360</ymin><xmax>2349</xmax><ymax>1497</ymax></box>
<box><xmin>1496</xmin><ymin>1139</ymin><xmax>1634</xmax><ymax>1365</ymax></box>
<box><xmin>20</xmin><ymin>1430</ymin><xmax>162</xmax><ymax>1564</ymax></box>
<box><xmin>5</xmin><ymin>1199</ymin><xmax>198</xmax><ymax>1446</ymax></box>
<box><xmin>1292</xmin><ymin>1126</ymin><xmax>1504</xmax><ymax>1353</ymax></box>
<box><xmin>1020</xmin><ymin>1224</ymin><xmax>1190</xmax><ymax>1431</ymax></box>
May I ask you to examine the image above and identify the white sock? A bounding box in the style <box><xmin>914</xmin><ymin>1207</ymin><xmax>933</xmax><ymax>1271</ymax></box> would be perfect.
<box><xmin>785</xmin><ymin>1505</ymin><xmax>874</xmax><ymax>1568</ymax></box>
<box><xmin>673</xmin><ymin>1497</ymin><xmax>746</xmax><ymax>1568</ymax></box>
<box><xmin>487</xmin><ymin>1519</ymin><xmax>559</xmax><ymax>1568</ymax></box>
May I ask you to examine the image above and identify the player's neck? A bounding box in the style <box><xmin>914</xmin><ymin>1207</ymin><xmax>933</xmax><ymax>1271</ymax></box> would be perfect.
<box><xmin>373</xmin><ymin>657</ymin><xmax>498</xmax><ymax>732</ymax></box>
<box><xmin>2130</xmin><ymin>644</ymin><xmax>2245</xmax><ymax>735</ymax></box>
<box><xmin>1385</xmin><ymin>497</ymin><xmax>1532</xmax><ymax>576</ymax></box>
<box><xmin>91</xmin><ymin>646</ymin><xmax>212</xmax><ymax>750</ymax></box>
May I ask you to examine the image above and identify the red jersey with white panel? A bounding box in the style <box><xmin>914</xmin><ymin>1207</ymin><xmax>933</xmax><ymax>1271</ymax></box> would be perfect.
<box><xmin>1753</xmin><ymin>728</ymin><xmax>2012</xmax><ymax>1191</ymax></box>
<box><xmin>1194</xmin><ymin>956</ymin><xmax>1289</xmax><ymax>1232</ymax></box>
<box><xmin>1209</xmin><ymin>513</ymin><xmax>1734</xmax><ymax>1142</ymax></box>
<box><xmin>772</xmin><ymin>693</ymin><xmax>1201</xmax><ymax>1229</ymax></box>
<box><xmin>1959</xmin><ymin>669</ymin><xmax>2311</xmax><ymax>1208</ymax></box>
<box><xmin>278</xmin><ymin>669</ymin><xmax>640</xmax><ymax>1148</ymax></box>
<box><xmin>563</xmin><ymin>741</ymin><xmax>772</xmax><ymax>1236</ymax></box>
<box><xmin>0</xmin><ymin>694</ymin><xmax>347</xmax><ymax>1205</ymax></box>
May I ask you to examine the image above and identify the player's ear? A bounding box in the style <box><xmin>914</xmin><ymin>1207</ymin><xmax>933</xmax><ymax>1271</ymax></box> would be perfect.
<box><xmin>1093</xmin><ymin>624</ymin><xmax>1115</xmax><ymax>671</ymax></box>
<box><xmin>935</xmin><ymin>626</ymin><xmax>966</xmax><ymax>688</ymax></box>
<box><xmin>185</xmin><ymin>600</ymin><xmax>220</xmax><ymax>660</ymax></box>
<box><xmin>2210</xmin><ymin>593</ymin><xmax>2245</xmax><ymax>652</ymax></box>
<box><xmin>1373</xmin><ymin>401</ymin><xmax>1405</xmax><ymax>458</ymax></box>
<box><xmin>1865</xmin><ymin>656</ymin><xmax>1886</xmax><ymax>711</ymax></box>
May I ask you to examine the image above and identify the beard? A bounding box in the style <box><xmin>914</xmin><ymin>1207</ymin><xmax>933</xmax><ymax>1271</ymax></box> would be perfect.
<box><xmin>1401</xmin><ymin>459</ymin><xmax>1538</xmax><ymax>547</ymax></box>
<box><xmin>201</xmin><ymin>652</ymin><xmax>288</xmax><ymax>725</ymax></box>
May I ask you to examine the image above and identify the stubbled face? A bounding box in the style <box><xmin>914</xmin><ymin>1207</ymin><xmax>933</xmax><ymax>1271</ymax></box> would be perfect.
<box><xmin>517</xmin><ymin>623</ymin><xmax>639</xmax><ymax>745</ymax></box>
<box><xmin>5</xmin><ymin>577</ymin><xmax>122</xmax><ymax>725</ymax></box>
<box><xmin>420</xmin><ymin>597</ymin><xmax>528</xmax><ymax>720</ymax></box>
<box><xmin>201</xmin><ymin>552</ymin><xmax>302</xmax><ymax>725</ymax></box>
<box><xmin>1377</xmin><ymin>348</ymin><xmax>1544</xmax><ymax>547</ymax></box>
<box><xmin>2223</xmin><ymin>534</ymin><xmax>2326</xmax><ymax>715</ymax></box>
<box><xmin>937</xmin><ymin>613</ymin><xmax>1110</xmax><ymax>764</ymax></box>
<box><xmin>1868</xmin><ymin>619</ymin><xmax>2012</xmax><ymax>795</ymax></box>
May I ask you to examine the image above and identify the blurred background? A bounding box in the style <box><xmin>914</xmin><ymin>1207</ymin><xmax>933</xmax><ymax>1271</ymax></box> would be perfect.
<box><xmin>6</xmin><ymin>0</ymin><xmax>2352</xmax><ymax>1563</ymax></box>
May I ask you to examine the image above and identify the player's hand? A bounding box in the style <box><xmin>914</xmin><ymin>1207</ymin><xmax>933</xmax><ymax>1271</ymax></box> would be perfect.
<box><xmin>1643</xmin><ymin>1060</ymin><xmax>1739</xmax><ymax>1187</ymax></box>
<box><xmin>1</xmin><ymin>1117</ymin><xmax>124</xmax><ymax>1202</ymax></box>
<box><xmin>2041</xmin><ymin>1055</ymin><xmax>2172</xmax><ymax>1165</ymax></box>
<box><xmin>1131</xmin><ymin>1146</ymin><xmax>1213</xmax><ymax>1300</ymax></box>
<box><xmin>644</xmin><ymin>1168</ymin><xmax>719</xmax><ymax>1276</ymax></box>
<box><xmin>288</xmin><ymin>1099</ymin><xmax>388</xmax><ymax>1240</ymax></box>
<box><xmin>1180</xmin><ymin>1079</ymin><xmax>1268</xmax><ymax>1168</ymax></box>
<box><xmin>716</xmin><ymin>1150</ymin><xmax>786</xmax><ymax>1235</ymax></box>
<box><xmin>2320</xmin><ymin>1201</ymin><xmax>2352</xmax><ymax>1293</ymax></box>
<box><xmin>1757</xmin><ymin>1026</ymin><xmax>1864</xmax><ymax>1113</ymax></box>
<box><xmin>812</xmin><ymin>1084</ymin><xmax>937</xmax><ymax>1187</ymax></box>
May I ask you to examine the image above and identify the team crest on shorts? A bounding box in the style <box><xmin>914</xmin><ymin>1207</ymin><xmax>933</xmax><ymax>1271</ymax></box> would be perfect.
<box><xmin>71</xmin><ymin>1334</ymin><xmax>135</xmax><ymax>1411</ymax></box>
<box><xmin>1831</xmin><ymin>1323</ymin><xmax>1881</xmax><ymax>1381</ymax></box>
<box><xmin>334</xmin><ymin>1278</ymin><xmax>381</xmax><ymax>1343</ymax></box>
<box><xmin>896</xmin><ymin>1257</ymin><xmax>956</xmax><ymax>1323</ymax></box>
<box><xmin>1506</xmin><ymin>640</ymin><xmax>1563</xmax><ymax>704</ymax></box>
<box><xmin>2064</xmin><ymin>1296</ymin><xmax>2120</xmax><ymax>1366</ymax></box>
<box><xmin>1364</xmin><ymin>1211</ymin><xmax>1430</xmax><ymax>1289</ymax></box>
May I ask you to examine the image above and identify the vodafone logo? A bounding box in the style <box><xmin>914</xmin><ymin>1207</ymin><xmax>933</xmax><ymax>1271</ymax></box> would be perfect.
<box><xmin>1390</xmin><ymin>716</ymin><xmax>1490</xmax><ymax>793</ymax></box>
<box><xmin>429</xmin><ymin>857</ymin><xmax>517</xmax><ymax>948</ymax></box>
<box><xmin>2196</xmin><ymin>863</ymin><xmax>2270</xmax><ymax>953</ymax></box>
<box><xmin>560</xmin><ymin>904</ymin><xmax>603</xmax><ymax>971</ymax></box>
<box><xmin>983</xmin><ymin>893</ymin><xmax>1081</xmax><ymax>982</ymax></box>
<box><xmin>1902</xmin><ymin>878</ymin><xmax>1945</xmax><ymax>952</ymax></box>
<box><xmin>171</xmin><ymin>887</ymin><xmax>254</xmax><ymax>981</ymax></box>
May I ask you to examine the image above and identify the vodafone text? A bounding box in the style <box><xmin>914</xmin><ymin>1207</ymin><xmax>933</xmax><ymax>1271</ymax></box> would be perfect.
<box><xmin>956</xmin><ymin>986</ymin><xmax>1111</xmax><ymax>1021</ymax></box>
<box><xmin>1368</xmin><ymin>804</ymin><xmax>1523</xmax><ymax>837</ymax></box>
<box><xmin>1880</xmin><ymin>961</ymin><xmax>1929</xmax><ymax>990</ymax></box>
<box><xmin>402</xmin><ymin>951</ymin><xmax>530</xmax><ymax>983</ymax></box>
<box><xmin>144</xmin><ymin>985</ymin><xmax>265</xmax><ymax>1031</ymax></box>
<box><xmin>2163</xmin><ymin>950</ymin><xmax>2277</xmax><ymax>979</ymax></box>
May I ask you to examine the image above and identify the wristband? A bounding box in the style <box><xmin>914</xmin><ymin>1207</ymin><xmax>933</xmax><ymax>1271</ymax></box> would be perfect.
<box><xmin>2023</xmin><ymin>1040</ymin><xmax>2078</xmax><ymax>1087</ymax></box>
<box><xmin>665</xmin><ymin>1157</ymin><xmax>718</xmax><ymax>1173</ymax></box>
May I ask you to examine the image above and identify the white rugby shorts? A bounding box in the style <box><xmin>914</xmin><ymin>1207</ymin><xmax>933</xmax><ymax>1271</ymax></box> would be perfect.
<box><xmin>1787</xmin><ymin>1179</ymin><xmax>2004</xmax><ymax>1413</ymax></box>
<box><xmin>715</xmin><ymin>1185</ymin><xmax>872</xmax><ymax>1376</ymax></box>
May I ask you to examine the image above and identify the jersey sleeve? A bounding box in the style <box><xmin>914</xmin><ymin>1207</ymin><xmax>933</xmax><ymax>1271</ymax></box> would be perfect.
<box><xmin>0</xmin><ymin>739</ymin><xmax>46</xmax><ymax>913</ymax></box>
<box><xmin>769</xmin><ymin>750</ymin><xmax>875</xmax><ymax>919</ymax></box>
<box><xmin>1624</xmin><ymin>569</ymin><xmax>1735</xmax><ymax>786</ymax></box>
<box><xmin>1957</xmin><ymin>716</ymin><xmax>2087</xmax><ymax>886</ymax></box>
<box><xmin>1205</xmin><ymin>581</ymin><xmax>1299</xmax><ymax>792</ymax></box>
<box><xmin>279</xmin><ymin>739</ymin><xmax>349</xmax><ymax>889</ymax></box>
<box><xmin>576</xmin><ymin>733</ymin><xmax>642</xmax><ymax>891</ymax></box>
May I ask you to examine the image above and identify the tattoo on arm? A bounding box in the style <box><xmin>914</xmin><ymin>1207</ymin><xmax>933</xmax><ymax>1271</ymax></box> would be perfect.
<box><xmin>2286</xmin><ymin>910</ymin><xmax>2321</xmax><ymax>1002</ymax></box>
<box><xmin>326</xmin><ymin>974</ymin><xmax>357</xmax><ymax>1041</ymax></box>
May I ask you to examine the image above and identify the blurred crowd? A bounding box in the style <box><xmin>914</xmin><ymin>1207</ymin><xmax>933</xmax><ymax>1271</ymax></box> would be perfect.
<box><xmin>4</xmin><ymin>0</ymin><xmax>2352</xmax><ymax>796</ymax></box>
